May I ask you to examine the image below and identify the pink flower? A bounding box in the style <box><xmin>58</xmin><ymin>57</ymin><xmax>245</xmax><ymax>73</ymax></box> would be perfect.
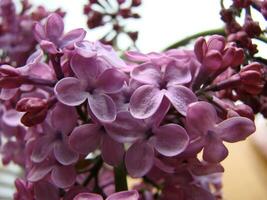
<box><xmin>34</xmin><ymin>13</ymin><xmax>86</xmax><ymax>54</ymax></box>
<box><xmin>69</xmin><ymin>122</ymin><xmax>125</xmax><ymax>167</ymax></box>
<box><xmin>30</xmin><ymin>103</ymin><xmax>79</xmax><ymax>165</ymax></box>
<box><xmin>129</xmin><ymin>56</ymin><xmax>197</xmax><ymax>119</ymax></box>
<box><xmin>27</xmin><ymin>156</ymin><xmax>76</xmax><ymax>188</ymax></box>
<box><xmin>55</xmin><ymin>45</ymin><xmax>125</xmax><ymax>122</ymax></box>
<box><xmin>105</xmin><ymin>102</ymin><xmax>189</xmax><ymax>177</ymax></box>
<box><xmin>185</xmin><ymin>101</ymin><xmax>255</xmax><ymax>163</ymax></box>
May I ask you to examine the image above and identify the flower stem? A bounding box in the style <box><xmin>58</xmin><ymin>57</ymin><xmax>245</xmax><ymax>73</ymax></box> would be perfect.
<box><xmin>164</xmin><ymin>28</ymin><xmax>225</xmax><ymax>50</ymax></box>
<box><xmin>114</xmin><ymin>163</ymin><xmax>128</xmax><ymax>192</ymax></box>
<box><xmin>82</xmin><ymin>156</ymin><xmax>103</xmax><ymax>186</ymax></box>
<box><xmin>25</xmin><ymin>76</ymin><xmax>56</xmax><ymax>87</ymax></box>
<box><xmin>50</xmin><ymin>54</ymin><xmax>64</xmax><ymax>80</ymax></box>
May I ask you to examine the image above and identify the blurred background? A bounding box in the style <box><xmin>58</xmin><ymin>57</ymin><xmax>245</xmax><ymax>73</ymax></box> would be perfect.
<box><xmin>1</xmin><ymin>0</ymin><xmax>267</xmax><ymax>199</ymax></box>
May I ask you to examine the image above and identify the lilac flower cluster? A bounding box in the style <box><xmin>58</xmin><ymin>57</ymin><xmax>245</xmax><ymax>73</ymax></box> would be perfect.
<box><xmin>220</xmin><ymin>0</ymin><xmax>267</xmax><ymax>118</ymax></box>
<box><xmin>0</xmin><ymin>0</ymin><xmax>64</xmax><ymax>67</ymax></box>
<box><xmin>0</xmin><ymin>11</ymin><xmax>261</xmax><ymax>200</ymax></box>
<box><xmin>83</xmin><ymin>0</ymin><xmax>141</xmax><ymax>48</ymax></box>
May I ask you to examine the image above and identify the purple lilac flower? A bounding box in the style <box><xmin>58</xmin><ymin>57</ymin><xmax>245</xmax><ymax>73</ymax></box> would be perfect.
<box><xmin>55</xmin><ymin>42</ymin><xmax>126</xmax><ymax>122</ymax></box>
<box><xmin>27</xmin><ymin>156</ymin><xmax>77</xmax><ymax>188</ymax></box>
<box><xmin>0</xmin><ymin>49</ymin><xmax>54</xmax><ymax>101</ymax></box>
<box><xmin>34</xmin><ymin>13</ymin><xmax>86</xmax><ymax>54</ymax></box>
<box><xmin>186</xmin><ymin>101</ymin><xmax>255</xmax><ymax>163</ymax></box>
<box><xmin>30</xmin><ymin>103</ymin><xmax>79</xmax><ymax>165</ymax></box>
<box><xmin>129</xmin><ymin>54</ymin><xmax>197</xmax><ymax>119</ymax></box>
<box><xmin>105</xmin><ymin>100</ymin><xmax>189</xmax><ymax>177</ymax></box>
<box><xmin>69</xmin><ymin>121</ymin><xmax>125</xmax><ymax>167</ymax></box>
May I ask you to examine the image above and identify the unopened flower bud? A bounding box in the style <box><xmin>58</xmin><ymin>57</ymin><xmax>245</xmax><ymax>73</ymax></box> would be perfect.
<box><xmin>227</xmin><ymin>104</ymin><xmax>254</xmax><ymax>120</ymax></box>
<box><xmin>239</xmin><ymin>63</ymin><xmax>264</xmax><ymax>95</ymax></box>
<box><xmin>233</xmin><ymin>0</ymin><xmax>252</xmax><ymax>8</ymax></box>
<box><xmin>243</xmin><ymin>17</ymin><xmax>261</xmax><ymax>38</ymax></box>
<box><xmin>132</xmin><ymin>0</ymin><xmax>141</xmax><ymax>7</ymax></box>
<box><xmin>220</xmin><ymin>9</ymin><xmax>234</xmax><ymax>23</ymax></box>
<box><xmin>16</xmin><ymin>97</ymin><xmax>48</xmax><ymax>113</ymax></box>
<box><xmin>21</xmin><ymin>108</ymin><xmax>47</xmax><ymax>127</ymax></box>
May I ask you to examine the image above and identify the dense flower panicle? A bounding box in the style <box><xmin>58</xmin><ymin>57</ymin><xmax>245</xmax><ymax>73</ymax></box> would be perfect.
<box><xmin>0</xmin><ymin>9</ymin><xmax>259</xmax><ymax>200</ymax></box>
<box><xmin>83</xmin><ymin>0</ymin><xmax>141</xmax><ymax>49</ymax></box>
<box><xmin>0</xmin><ymin>0</ymin><xmax>64</xmax><ymax>66</ymax></box>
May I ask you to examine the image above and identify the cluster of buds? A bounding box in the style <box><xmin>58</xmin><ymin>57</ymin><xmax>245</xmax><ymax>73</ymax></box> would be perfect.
<box><xmin>83</xmin><ymin>0</ymin><xmax>141</xmax><ymax>49</ymax></box>
<box><xmin>219</xmin><ymin>0</ymin><xmax>267</xmax><ymax>118</ymax></box>
<box><xmin>0</xmin><ymin>0</ymin><xmax>64</xmax><ymax>67</ymax></box>
<box><xmin>0</xmin><ymin>12</ymin><xmax>260</xmax><ymax>200</ymax></box>
<box><xmin>220</xmin><ymin>0</ymin><xmax>264</xmax><ymax>55</ymax></box>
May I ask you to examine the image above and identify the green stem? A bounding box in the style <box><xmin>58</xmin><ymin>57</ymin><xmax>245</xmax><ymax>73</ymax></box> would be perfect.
<box><xmin>164</xmin><ymin>28</ymin><xmax>225</xmax><ymax>50</ymax></box>
<box><xmin>114</xmin><ymin>163</ymin><xmax>128</xmax><ymax>192</ymax></box>
<box><xmin>258</xmin><ymin>35</ymin><xmax>267</xmax><ymax>44</ymax></box>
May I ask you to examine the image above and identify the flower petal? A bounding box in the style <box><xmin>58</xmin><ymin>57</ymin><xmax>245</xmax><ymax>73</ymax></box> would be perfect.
<box><xmin>125</xmin><ymin>142</ymin><xmax>154</xmax><ymax>178</ymax></box>
<box><xmin>27</xmin><ymin>161</ymin><xmax>54</xmax><ymax>182</ymax></box>
<box><xmin>74</xmin><ymin>193</ymin><xmax>103</xmax><ymax>200</ymax></box>
<box><xmin>202</xmin><ymin>50</ymin><xmax>222</xmax><ymax>72</ymax></box>
<box><xmin>51</xmin><ymin>103</ymin><xmax>78</xmax><ymax>134</ymax></box>
<box><xmin>130</xmin><ymin>85</ymin><xmax>164</xmax><ymax>119</ymax></box>
<box><xmin>31</xmin><ymin>136</ymin><xmax>54</xmax><ymax>163</ymax></box>
<box><xmin>165</xmin><ymin>85</ymin><xmax>197</xmax><ymax>116</ymax></box>
<box><xmin>153</xmin><ymin>124</ymin><xmax>189</xmax><ymax>157</ymax></box>
<box><xmin>34</xmin><ymin>181</ymin><xmax>59</xmax><ymax>200</ymax></box>
<box><xmin>217</xmin><ymin>117</ymin><xmax>255</xmax><ymax>143</ymax></box>
<box><xmin>131</xmin><ymin>63</ymin><xmax>161</xmax><ymax>85</ymax></box>
<box><xmin>54</xmin><ymin>142</ymin><xmax>79</xmax><ymax>165</ymax></box>
<box><xmin>70</xmin><ymin>53</ymin><xmax>99</xmax><ymax>82</ymax></box>
<box><xmin>40</xmin><ymin>40</ymin><xmax>59</xmax><ymax>54</ymax></box>
<box><xmin>51</xmin><ymin>165</ymin><xmax>76</xmax><ymax>188</ymax></box>
<box><xmin>0</xmin><ymin>88</ymin><xmax>18</xmax><ymax>100</ymax></box>
<box><xmin>186</xmin><ymin>101</ymin><xmax>218</xmax><ymax>137</ymax></box>
<box><xmin>125</xmin><ymin>51</ymin><xmax>150</xmax><ymax>62</ymax></box>
<box><xmin>194</xmin><ymin>37</ymin><xmax>207</xmax><ymax>62</ymax></box>
<box><xmin>34</xmin><ymin>23</ymin><xmax>46</xmax><ymax>42</ymax></box>
<box><xmin>45</xmin><ymin>13</ymin><xmax>64</xmax><ymax>42</ymax></box>
<box><xmin>203</xmin><ymin>134</ymin><xmax>228</xmax><ymax>163</ymax></box>
<box><xmin>107</xmin><ymin>190</ymin><xmax>139</xmax><ymax>200</ymax></box>
<box><xmin>69</xmin><ymin>124</ymin><xmax>102</xmax><ymax>155</ymax></box>
<box><xmin>165</xmin><ymin>61</ymin><xmax>192</xmax><ymax>86</ymax></box>
<box><xmin>101</xmin><ymin>134</ymin><xmax>124</xmax><ymax>166</ymax></box>
<box><xmin>54</xmin><ymin>77</ymin><xmax>88</xmax><ymax>106</ymax></box>
<box><xmin>104</xmin><ymin>111</ymin><xmax>146</xmax><ymax>143</ymax></box>
<box><xmin>88</xmin><ymin>93</ymin><xmax>116</xmax><ymax>122</ymax></box>
<box><xmin>26</xmin><ymin>49</ymin><xmax>43</xmax><ymax>64</ymax></box>
<box><xmin>207</xmin><ymin>35</ymin><xmax>225</xmax><ymax>52</ymax></box>
<box><xmin>97</xmin><ymin>68</ymin><xmax>125</xmax><ymax>93</ymax></box>
<box><xmin>145</xmin><ymin>96</ymin><xmax>170</xmax><ymax>127</ymax></box>
<box><xmin>60</xmin><ymin>28</ymin><xmax>86</xmax><ymax>48</ymax></box>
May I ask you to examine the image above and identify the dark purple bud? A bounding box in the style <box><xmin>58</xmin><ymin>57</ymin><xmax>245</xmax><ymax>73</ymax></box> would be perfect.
<box><xmin>220</xmin><ymin>9</ymin><xmax>234</xmax><ymax>23</ymax></box>
<box><xmin>261</xmin><ymin>0</ymin><xmax>267</xmax><ymax>20</ymax></box>
<box><xmin>87</xmin><ymin>11</ymin><xmax>103</xmax><ymax>29</ymax></box>
<box><xmin>243</xmin><ymin>17</ymin><xmax>262</xmax><ymax>38</ymax></box>
<box><xmin>21</xmin><ymin>108</ymin><xmax>48</xmax><ymax>127</ymax></box>
<box><xmin>83</xmin><ymin>5</ymin><xmax>92</xmax><ymax>14</ymax></box>
<box><xmin>118</xmin><ymin>0</ymin><xmax>126</xmax><ymax>5</ymax></box>
<box><xmin>120</xmin><ymin>8</ymin><xmax>131</xmax><ymax>18</ymax></box>
<box><xmin>233</xmin><ymin>0</ymin><xmax>252</xmax><ymax>8</ymax></box>
<box><xmin>16</xmin><ymin>97</ymin><xmax>48</xmax><ymax>113</ymax></box>
<box><xmin>128</xmin><ymin>31</ymin><xmax>138</xmax><ymax>41</ymax></box>
<box><xmin>132</xmin><ymin>0</ymin><xmax>142</xmax><ymax>7</ymax></box>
